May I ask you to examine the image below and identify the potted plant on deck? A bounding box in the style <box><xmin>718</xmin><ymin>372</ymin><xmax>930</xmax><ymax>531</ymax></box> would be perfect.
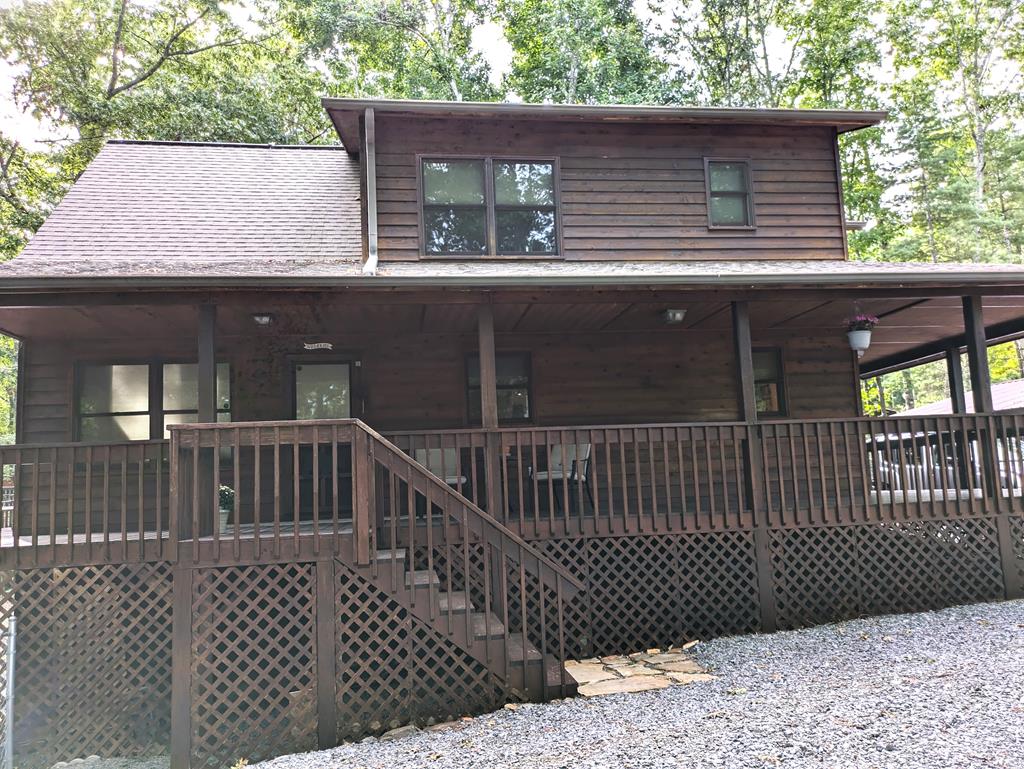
<box><xmin>846</xmin><ymin>314</ymin><xmax>879</xmax><ymax>358</ymax></box>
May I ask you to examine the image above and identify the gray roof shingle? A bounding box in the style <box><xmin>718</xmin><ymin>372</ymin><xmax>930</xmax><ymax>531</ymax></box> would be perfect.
<box><xmin>14</xmin><ymin>140</ymin><xmax>361</xmax><ymax>263</ymax></box>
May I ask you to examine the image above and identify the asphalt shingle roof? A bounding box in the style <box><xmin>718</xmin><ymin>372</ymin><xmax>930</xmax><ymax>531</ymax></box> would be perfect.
<box><xmin>13</xmin><ymin>140</ymin><xmax>361</xmax><ymax>264</ymax></box>
<box><xmin>4</xmin><ymin>139</ymin><xmax>1024</xmax><ymax>290</ymax></box>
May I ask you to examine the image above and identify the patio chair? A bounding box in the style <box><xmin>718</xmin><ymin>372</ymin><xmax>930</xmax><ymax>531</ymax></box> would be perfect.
<box><xmin>529</xmin><ymin>442</ymin><xmax>594</xmax><ymax>512</ymax></box>
<box><xmin>413</xmin><ymin>447</ymin><xmax>468</xmax><ymax>488</ymax></box>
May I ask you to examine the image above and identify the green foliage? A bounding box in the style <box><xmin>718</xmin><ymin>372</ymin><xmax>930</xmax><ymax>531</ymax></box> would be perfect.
<box><xmin>283</xmin><ymin>0</ymin><xmax>498</xmax><ymax>101</ymax></box>
<box><xmin>500</xmin><ymin>0</ymin><xmax>664</xmax><ymax>104</ymax></box>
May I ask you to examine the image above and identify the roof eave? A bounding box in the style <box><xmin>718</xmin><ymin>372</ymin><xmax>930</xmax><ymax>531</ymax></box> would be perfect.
<box><xmin>321</xmin><ymin>97</ymin><xmax>888</xmax><ymax>150</ymax></box>
<box><xmin>1</xmin><ymin>270</ymin><xmax>1023</xmax><ymax>294</ymax></box>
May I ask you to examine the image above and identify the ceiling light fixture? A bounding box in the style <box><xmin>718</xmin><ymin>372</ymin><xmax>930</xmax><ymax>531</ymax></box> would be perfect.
<box><xmin>661</xmin><ymin>309</ymin><xmax>687</xmax><ymax>325</ymax></box>
<box><xmin>252</xmin><ymin>313</ymin><xmax>274</xmax><ymax>327</ymax></box>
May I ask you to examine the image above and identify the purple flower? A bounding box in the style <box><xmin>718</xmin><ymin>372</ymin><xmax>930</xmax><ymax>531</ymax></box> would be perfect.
<box><xmin>845</xmin><ymin>314</ymin><xmax>879</xmax><ymax>331</ymax></box>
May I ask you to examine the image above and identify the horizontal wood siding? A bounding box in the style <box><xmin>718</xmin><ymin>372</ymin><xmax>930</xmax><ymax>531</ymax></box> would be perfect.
<box><xmin>21</xmin><ymin>343</ymin><xmax>71</xmax><ymax>443</ymax></box>
<box><xmin>374</xmin><ymin>117</ymin><xmax>846</xmax><ymax>262</ymax></box>
<box><xmin>18</xmin><ymin>326</ymin><xmax>856</xmax><ymax>442</ymax></box>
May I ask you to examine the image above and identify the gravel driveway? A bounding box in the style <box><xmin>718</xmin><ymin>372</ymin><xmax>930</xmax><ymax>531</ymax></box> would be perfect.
<box><xmin>257</xmin><ymin>600</ymin><xmax>1024</xmax><ymax>769</ymax></box>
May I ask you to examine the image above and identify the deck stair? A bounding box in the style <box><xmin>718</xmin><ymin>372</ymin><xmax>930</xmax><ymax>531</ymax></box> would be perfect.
<box><xmin>352</xmin><ymin>542</ymin><xmax>577</xmax><ymax>700</ymax></box>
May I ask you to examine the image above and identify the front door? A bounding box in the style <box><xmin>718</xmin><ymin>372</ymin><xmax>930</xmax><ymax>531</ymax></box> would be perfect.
<box><xmin>292</xmin><ymin>362</ymin><xmax>353</xmax><ymax>518</ymax></box>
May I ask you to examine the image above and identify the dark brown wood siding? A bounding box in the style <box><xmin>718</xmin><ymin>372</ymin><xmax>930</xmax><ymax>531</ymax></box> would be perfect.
<box><xmin>374</xmin><ymin>117</ymin><xmax>846</xmax><ymax>262</ymax></box>
<box><xmin>17</xmin><ymin>326</ymin><xmax>856</xmax><ymax>442</ymax></box>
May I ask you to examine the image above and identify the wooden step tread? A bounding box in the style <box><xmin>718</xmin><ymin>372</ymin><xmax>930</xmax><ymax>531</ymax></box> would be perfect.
<box><xmin>374</xmin><ymin>548</ymin><xmax>407</xmax><ymax>562</ymax></box>
<box><xmin>471</xmin><ymin>612</ymin><xmax>505</xmax><ymax>639</ymax></box>
<box><xmin>506</xmin><ymin>635</ymin><xmax>542</xmax><ymax>664</ymax></box>
<box><xmin>405</xmin><ymin>569</ymin><xmax>441</xmax><ymax>587</ymax></box>
<box><xmin>438</xmin><ymin>591</ymin><xmax>474</xmax><ymax>612</ymax></box>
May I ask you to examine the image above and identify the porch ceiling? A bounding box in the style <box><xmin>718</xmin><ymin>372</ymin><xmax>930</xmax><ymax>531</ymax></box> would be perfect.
<box><xmin>1</xmin><ymin>293</ymin><xmax>1023</xmax><ymax>372</ymax></box>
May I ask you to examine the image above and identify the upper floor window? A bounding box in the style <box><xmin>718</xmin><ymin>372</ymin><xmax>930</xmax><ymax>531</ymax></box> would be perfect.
<box><xmin>705</xmin><ymin>159</ymin><xmax>755</xmax><ymax>229</ymax></box>
<box><xmin>421</xmin><ymin>158</ymin><xmax>557</xmax><ymax>256</ymax></box>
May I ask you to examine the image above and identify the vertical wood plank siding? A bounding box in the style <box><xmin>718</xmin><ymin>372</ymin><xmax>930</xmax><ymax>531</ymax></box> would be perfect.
<box><xmin>373</xmin><ymin>117</ymin><xmax>846</xmax><ymax>262</ymax></box>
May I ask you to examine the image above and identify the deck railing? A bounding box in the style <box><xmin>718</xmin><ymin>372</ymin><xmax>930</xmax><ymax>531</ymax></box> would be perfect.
<box><xmin>387</xmin><ymin>413</ymin><xmax>1024</xmax><ymax>537</ymax></box>
<box><xmin>1</xmin><ymin>439</ymin><xmax>169</xmax><ymax>565</ymax></box>
<box><xmin>2</xmin><ymin>413</ymin><xmax>1023</xmax><ymax>567</ymax></box>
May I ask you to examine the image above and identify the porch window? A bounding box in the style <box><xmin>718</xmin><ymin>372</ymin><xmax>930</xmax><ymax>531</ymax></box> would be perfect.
<box><xmin>467</xmin><ymin>353</ymin><xmax>532</xmax><ymax>424</ymax></box>
<box><xmin>422</xmin><ymin>158</ymin><xmax>557</xmax><ymax>256</ymax></box>
<box><xmin>753</xmin><ymin>348</ymin><xmax>786</xmax><ymax>417</ymax></box>
<box><xmin>78</xmin><ymin>364</ymin><xmax>151</xmax><ymax>442</ymax></box>
<box><xmin>76</xmin><ymin>361</ymin><xmax>231</xmax><ymax>441</ymax></box>
<box><xmin>161</xmin><ymin>363</ymin><xmax>232</xmax><ymax>435</ymax></box>
<box><xmin>705</xmin><ymin>159</ymin><xmax>755</xmax><ymax>229</ymax></box>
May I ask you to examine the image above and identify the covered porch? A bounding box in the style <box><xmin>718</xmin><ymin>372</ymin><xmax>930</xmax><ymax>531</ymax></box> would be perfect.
<box><xmin>1</xmin><ymin>285</ymin><xmax>1024</xmax><ymax>566</ymax></box>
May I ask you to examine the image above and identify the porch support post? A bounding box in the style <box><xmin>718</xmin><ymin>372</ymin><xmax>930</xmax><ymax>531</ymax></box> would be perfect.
<box><xmin>478</xmin><ymin>303</ymin><xmax>503</xmax><ymax>521</ymax></box>
<box><xmin>197</xmin><ymin>304</ymin><xmax>216</xmax><ymax>536</ymax></box>
<box><xmin>198</xmin><ymin>304</ymin><xmax>217</xmax><ymax>423</ymax></box>
<box><xmin>731</xmin><ymin>302</ymin><xmax>777</xmax><ymax>632</ymax></box>
<box><xmin>169</xmin><ymin>566</ymin><xmax>193</xmax><ymax>769</ymax></box>
<box><xmin>945</xmin><ymin>346</ymin><xmax>967</xmax><ymax>414</ymax></box>
<box><xmin>962</xmin><ymin>296</ymin><xmax>993</xmax><ymax>413</ymax></box>
<box><xmin>731</xmin><ymin>302</ymin><xmax>757</xmax><ymax>423</ymax></box>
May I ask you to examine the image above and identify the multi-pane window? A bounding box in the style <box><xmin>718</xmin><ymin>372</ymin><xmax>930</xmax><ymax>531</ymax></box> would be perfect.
<box><xmin>753</xmin><ymin>348</ymin><xmax>786</xmax><ymax>417</ymax></box>
<box><xmin>422</xmin><ymin>158</ymin><xmax>557</xmax><ymax>256</ymax></box>
<box><xmin>161</xmin><ymin>363</ymin><xmax>231</xmax><ymax>435</ymax></box>
<box><xmin>467</xmin><ymin>353</ymin><xmax>532</xmax><ymax>424</ymax></box>
<box><xmin>78</xmin><ymin>364</ymin><xmax>152</xmax><ymax>442</ymax></box>
<box><xmin>77</xmin><ymin>362</ymin><xmax>230</xmax><ymax>441</ymax></box>
<box><xmin>705</xmin><ymin>159</ymin><xmax>755</xmax><ymax>228</ymax></box>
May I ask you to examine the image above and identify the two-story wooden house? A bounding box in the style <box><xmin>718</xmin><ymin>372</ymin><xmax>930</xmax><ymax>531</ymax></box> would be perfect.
<box><xmin>3</xmin><ymin>99</ymin><xmax>1024</xmax><ymax>768</ymax></box>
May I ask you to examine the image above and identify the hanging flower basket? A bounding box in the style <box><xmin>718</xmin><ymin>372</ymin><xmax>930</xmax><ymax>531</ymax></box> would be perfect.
<box><xmin>845</xmin><ymin>314</ymin><xmax>878</xmax><ymax>356</ymax></box>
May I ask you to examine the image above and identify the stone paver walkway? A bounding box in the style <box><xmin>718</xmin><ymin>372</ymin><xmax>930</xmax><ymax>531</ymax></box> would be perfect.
<box><xmin>565</xmin><ymin>642</ymin><xmax>715</xmax><ymax>696</ymax></box>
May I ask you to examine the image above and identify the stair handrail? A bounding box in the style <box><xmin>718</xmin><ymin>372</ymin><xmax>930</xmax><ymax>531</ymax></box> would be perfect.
<box><xmin>357</xmin><ymin>421</ymin><xmax>585</xmax><ymax>596</ymax></box>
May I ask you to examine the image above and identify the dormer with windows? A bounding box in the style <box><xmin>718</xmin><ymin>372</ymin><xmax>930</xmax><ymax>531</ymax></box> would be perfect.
<box><xmin>325</xmin><ymin>99</ymin><xmax>884</xmax><ymax>265</ymax></box>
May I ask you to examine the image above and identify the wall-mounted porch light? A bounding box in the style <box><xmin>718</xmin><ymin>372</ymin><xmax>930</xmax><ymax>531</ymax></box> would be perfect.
<box><xmin>661</xmin><ymin>308</ymin><xmax>687</xmax><ymax>325</ymax></box>
<box><xmin>252</xmin><ymin>313</ymin><xmax>274</xmax><ymax>327</ymax></box>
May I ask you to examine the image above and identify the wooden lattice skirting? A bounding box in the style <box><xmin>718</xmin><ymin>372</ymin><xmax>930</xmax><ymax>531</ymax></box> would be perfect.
<box><xmin>1</xmin><ymin>514</ymin><xmax>1023</xmax><ymax>768</ymax></box>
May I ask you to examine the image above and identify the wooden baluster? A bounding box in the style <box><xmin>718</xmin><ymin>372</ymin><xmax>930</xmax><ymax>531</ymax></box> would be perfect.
<box><xmin>513</xmin><ymin>431</ymin><xmax>527</xmax><ymax>538</ymax></box>
<box><xmin>254</xmin><ymin>428</ymin><xmax>263</xmax><ymax>560</ymax></box>
<box><xmin>83</xmin><ymin>446</ymin><xmax>93</xmax><ymax>557</ymax></box>
<box><xmin>30</xmin><ymin>448</ymin><xmax>39</xmax><ymax>561</ymax></box>
<box><xmin>536</xmin><ymin>434</ymin><xmax>544</xmax><ymax>540</ymax></box>
<box><xmin>813</xmin><ymin>423</ymin><xmax>826</xmax><ymax>525</ymax></box>
<box><xmin>828</xmin><ymin>422</ymin><xmax>841</xmax><ymax>524</ymax></box>
<box><xmin>312</xmin><ymin>425</ymin><xmax>320</xmax><ymax>556</ymax></box>
<box><xmin>292</xmin><ymin>429</ymin><xmax>301</xmax><ymax>554</ymax></box>
<box><xmin>273</xmin><ymin>426</ymin><xmax>281</xmax><ymax>558</ymax></box>
<box><xmin>704</xmin><ymin>427</ymin><xmax>716</xmax><ymax>529</ymax></box>
<box><xmin>136</xmin><ymin>446</ymin><xmax>145</xmax><ymax>561</ymax></box>
<box><xmin>49</xmin><ymin>447</ymin><xmax>57</xmax><ymax>564</ymax></box>
<box><xmin>839</xmin><ymin>422</ymin><xmax>855</xmax><ymax>520</ymax></box>
<box><xmin>632</xmin><ymin>428</ymin><xmax>644</xmax><ymax>532</ymax></box>
<box><xmin>233</xmin><ymin>428</ymin><xmax>241</xmax><ymax>561</ymax></box>
<box><xmin>331</xmin><ymin>425</ymin><xmax>339</xmax><ymax>553</ymax></box>
<box><xmin>119</xmin><ymin>445</ymin><xmax>127</xmax><ymax>562</ymax></box>
<box><xmin>213</xmin><ymin>428</ymin><xmax>221</xmax><ymax>562</ymax></box>
<box><xmin>661</xmin><ymin>427</ymin><xmax>672</xmax><ymax>532</ymax></box>
<box><xmin>102</xmin><ymin>444</ymin><xmax>112</xmax><ymax>561</ymax></box>
<box><xmin>689</xmin><ymin>427</ymin><xmax>702</xmax><ymax>531</ymax></box>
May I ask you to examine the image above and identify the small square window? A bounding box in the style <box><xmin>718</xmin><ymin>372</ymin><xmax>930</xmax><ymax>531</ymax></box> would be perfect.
<box><xmin>706</xmin><ymin>160</ymin><xmax>755</xmax><ymax>228</ymax></box>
